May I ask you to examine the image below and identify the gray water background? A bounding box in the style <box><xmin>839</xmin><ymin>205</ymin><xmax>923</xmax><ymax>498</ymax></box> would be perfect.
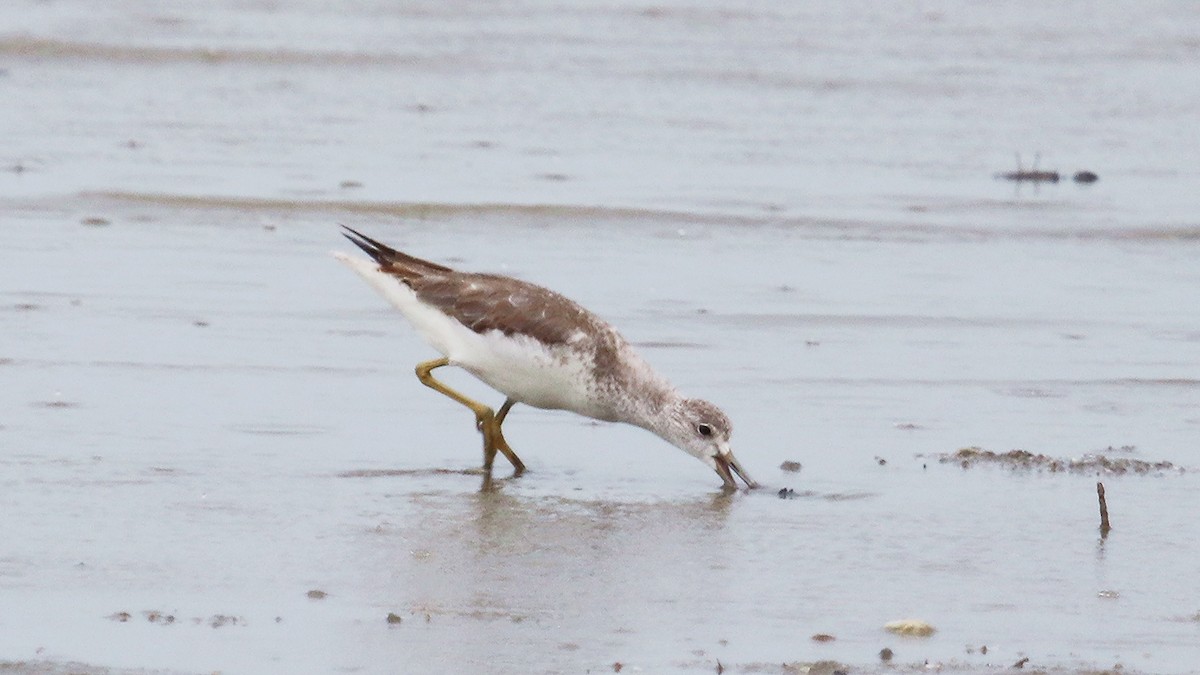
<box><xmin>2</xmin><ymin>2</ymin><xmax>1199</xmax><ymax>673</ymax></box>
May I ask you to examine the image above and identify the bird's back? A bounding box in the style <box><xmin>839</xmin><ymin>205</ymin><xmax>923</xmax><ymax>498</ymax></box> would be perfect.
<box><xmin>335</xmin><ymin>227</ymin><xmax>651</xmax><ymax>417</ymax></box>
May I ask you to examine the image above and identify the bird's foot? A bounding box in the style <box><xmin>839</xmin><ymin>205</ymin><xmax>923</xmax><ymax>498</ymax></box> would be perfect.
<box><xmin>493</xmin><ymin>432</ymin><xmax>526</xmax><ymax>476</ymax></box>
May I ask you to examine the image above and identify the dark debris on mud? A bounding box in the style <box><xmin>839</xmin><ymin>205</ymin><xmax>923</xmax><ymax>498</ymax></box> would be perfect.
<box><xmin>939</xmin><ymin>446</ymin><xmax>1185</xmax><ymax>475</ymax></box>
<box><xmin>106</xmin><ymin>610</ymin><xmax>245</xmax><ymax>628</ymax></box>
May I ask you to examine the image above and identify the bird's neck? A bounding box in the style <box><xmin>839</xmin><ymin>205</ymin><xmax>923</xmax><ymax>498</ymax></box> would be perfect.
<box><xmin>615</xmin><ymin>361</ymin><xmax>683</xmax><ymax>439</ymax></box>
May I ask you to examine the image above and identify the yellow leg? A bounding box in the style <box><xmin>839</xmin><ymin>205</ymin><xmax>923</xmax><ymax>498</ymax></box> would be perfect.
<box><xmin>415</xmin><ymin>359</ymin><xmax>525</xmax><ymax>484</ymax></box>
<box><xmin>491</xmin><ymin>398</ymin><xmax>524</xmax><ymax>476</ymax></box>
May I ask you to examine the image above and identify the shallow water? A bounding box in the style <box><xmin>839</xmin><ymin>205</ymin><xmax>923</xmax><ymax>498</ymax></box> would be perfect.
<box><xmin>3</xmin><ymin>2</ymin><xmax>1200</xmax><ymax>674</ymax></box>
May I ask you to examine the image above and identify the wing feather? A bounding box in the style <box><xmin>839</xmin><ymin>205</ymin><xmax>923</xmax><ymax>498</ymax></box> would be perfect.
<box><xmin>408</xmin><ymin>272</ymin><xmax>594</xmax><ymax>346</ymax></box>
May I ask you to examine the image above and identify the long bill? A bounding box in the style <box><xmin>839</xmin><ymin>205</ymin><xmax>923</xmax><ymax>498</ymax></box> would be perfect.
<box><xmin>714</xmin><ymin>451</ymin><xmax>758</xmax><ymax>490</ymax></box>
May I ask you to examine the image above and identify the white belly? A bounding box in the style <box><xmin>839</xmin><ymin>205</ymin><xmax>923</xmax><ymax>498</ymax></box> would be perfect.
<box><xmin>456</xmin><ymin>329</ymin><xmax>597</xmax><ymax>414</ymax></box>
<box><xmin>334</xmin><ymin>253</ymin><xmax>598</xmax><ymax>415</ymax></box>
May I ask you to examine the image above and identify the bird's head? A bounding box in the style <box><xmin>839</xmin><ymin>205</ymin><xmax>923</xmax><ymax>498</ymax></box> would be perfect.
<box><xmin>661</xmin><ymin>398</ymin><xmax>758</xmax><ymax>490</ymax></box>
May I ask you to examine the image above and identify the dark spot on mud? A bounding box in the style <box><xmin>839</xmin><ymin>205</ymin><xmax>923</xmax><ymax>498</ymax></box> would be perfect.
<box><xmin>779</xmin><ymin>460</ymin><xmax>802</xmax><ymax>473</ymax></box>
<box><xmin>940</xmin><ymin>446</ymin><xmax>1184</xmax><ymax>474</ymax></box>
<box><xmin>340</xmin><ymin>180</ymin><xmax>363</xmax><ymax>189</ymax></box>
<box><xmin>538</xmin><ymin>173</ymin><xmax>569</xmax><ymax>181</ymax></box>
<box><xmin>14</xmin><ymin>303</ymin><xmax>41</xmax><ymax>311</ymax></box>
<box><xmin>612</xmin><ymin>662</ymin><xmax>623</xmax><ymax>673</ymax></box>
<box><xmin>80</xmin><ymin>217</ymin><xmax>111</xmax><ymax>226</ymax></box>
<box><xmin>1073</xmin><ymin>170</ymin><xmax>1099</xmax><ymax>183</ymax></box>
<box><xmin>386</xmin><ymin>612</ymin><xmax>403</xmax><ymax>625</ymax></box>
<box><xmin>209</xmin><ymin>614</ymin><xmax>241</xmax><ymax>628</ymax></box>
<box><xmin>306</xmin><ymin>589</ymin><xmax>327</xmax><ymax>600</ymax></box>
<box><xmin>874</xmin><ymin>456</ymin><xmax>887</xmax><ymax>466</ymax></box>
<box><xmin>998</xmin><ymin>170</ymin><xmax>1059</xmax><ymax>183</ymax></box>
<box><xmin>811</xmin><ymin>633</ymin><xmax>835</xmax><ymax>642</ymax></box>
<box><xmin>144</xmin><ymin>611</ymin><xmax>176</xmax><ymax>625</ymax></box>
<box><xmin>879</xmin><ymin>647</ymin><xmax>894</xmax><ymax>661</ymax></box>
<box><xmin>960</xmin><ymin>638</ymin><xmax>988</xmax><ymax>653</ymax></box>
<box><xmin>111</xmin><ymin>610</ymin><xmax>236</xmax><ymax>627</ymax></box>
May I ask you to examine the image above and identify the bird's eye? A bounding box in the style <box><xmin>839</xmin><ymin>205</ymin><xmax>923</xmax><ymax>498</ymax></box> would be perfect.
<box><xmin>697</xmin><ymin>423</ymin><xmax>713</xmax><ymax>437</ymax></box>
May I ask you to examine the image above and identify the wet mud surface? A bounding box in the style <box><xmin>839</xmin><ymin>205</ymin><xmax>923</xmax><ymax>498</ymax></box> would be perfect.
<box><xmin>4</xmin><ymin>1</ymin><xmax>1200</xmax><ymax>674</ymax></box>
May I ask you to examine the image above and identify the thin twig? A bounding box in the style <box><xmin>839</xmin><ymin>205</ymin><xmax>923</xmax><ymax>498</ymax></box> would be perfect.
<box><xmin>1097</xmin><ymin>482</ymin><xmax>1111</xmax><ymax>536</ymax></box>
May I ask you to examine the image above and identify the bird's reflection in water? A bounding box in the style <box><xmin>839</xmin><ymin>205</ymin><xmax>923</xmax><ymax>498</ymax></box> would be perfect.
<box><xmin>467</xmin><ymin>487</ymin><xmax>740</xmax><ymax>556</ymax></box>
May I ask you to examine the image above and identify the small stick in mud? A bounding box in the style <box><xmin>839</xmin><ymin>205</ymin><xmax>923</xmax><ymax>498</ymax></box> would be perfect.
<box><xmin>997</xmin><ymin>151</ymin><xmax>1060</xmax><ymax>183</ymax></box>
<box><xmin>1097</xmin><ymin>482</ymin><xmax>1111</xmax><ymax>536</ymax></box>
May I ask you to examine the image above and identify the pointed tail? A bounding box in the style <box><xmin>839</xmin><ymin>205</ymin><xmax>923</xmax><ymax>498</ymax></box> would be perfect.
<box><xmin>338</xmin><ymin>225</ymin><xmax>453</xmax><ymax>274</ymax></box>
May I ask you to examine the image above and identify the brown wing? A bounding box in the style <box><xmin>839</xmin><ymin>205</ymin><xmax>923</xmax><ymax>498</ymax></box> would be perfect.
<box><xmin>341</xmin><ymin>225</ymin><xmax>604</xmax><ymax>346</ymax></box>
<box><xmin>409</xmin><ymin>272</ymin><xmax>596</xmax><ymax>346</ymax></box>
